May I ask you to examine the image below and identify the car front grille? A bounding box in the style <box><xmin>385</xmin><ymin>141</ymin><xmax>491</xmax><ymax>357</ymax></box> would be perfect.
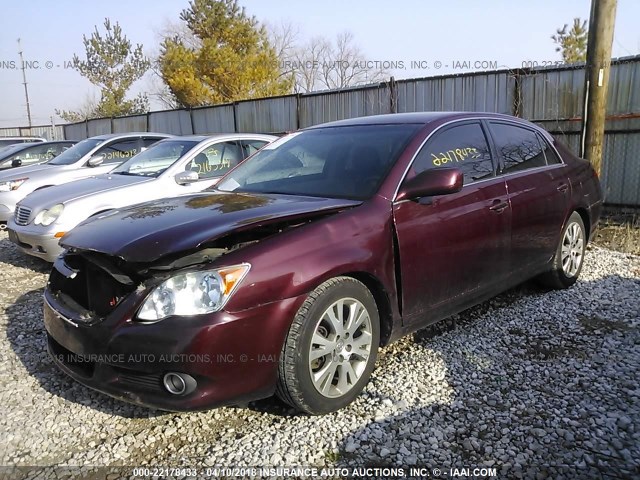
<box><xmin>14</xmin><ymin>206</ymin><xmax>31</xmax><ymax>226</ymax></box>
<box><xmin>49</xmin><ymin>253</ymin><xmax>137</xmax><ymax>319</ymax></box>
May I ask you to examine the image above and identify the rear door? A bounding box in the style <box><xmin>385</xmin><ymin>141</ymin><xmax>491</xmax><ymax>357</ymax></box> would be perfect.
<box><xmin>393</xmin><ymin>120</ymin><xmax>511</xmax><ymax>326</ymax></box>
<box><xmin>487</xmin><ymin>122</ymin><xmax>570</xmax><ymax>278</ymax></box>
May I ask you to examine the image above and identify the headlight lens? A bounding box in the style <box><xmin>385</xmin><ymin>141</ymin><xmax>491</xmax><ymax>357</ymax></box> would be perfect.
<box><xmin>34</xmin><ymin>203</ymin><xmax>64</xmax><ymax>226</ymax></box>
<box><xmin>0</xmin><ymin>178</ymin><xmax>28</xmax><ymax>192</ymax></box>
<box><xmin>137</xmin><ymin>264</ymin><xmax>250</xmax><ymax>321</ymax></box>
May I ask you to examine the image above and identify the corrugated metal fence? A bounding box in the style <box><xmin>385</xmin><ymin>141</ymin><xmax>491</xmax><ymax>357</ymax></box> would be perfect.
<box><xmin>2</xmin><ymin>55</ymin><xmax>638</xmax><ymax>205</ymax></box>
<box><xmin>0</xmin><ymin>125</ymin><xmax>65</xmax><ymax>141</ymax></box>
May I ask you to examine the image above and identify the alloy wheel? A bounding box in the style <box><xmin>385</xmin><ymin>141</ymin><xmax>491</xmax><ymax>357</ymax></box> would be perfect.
<box><xmin>308</xmin><ymin>298</ymin><xmax>373</xmax><ymax>398</ymax></box>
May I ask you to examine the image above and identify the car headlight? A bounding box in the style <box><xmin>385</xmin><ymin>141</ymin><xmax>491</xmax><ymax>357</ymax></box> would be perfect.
<box><xmin>34</xmin><ymin>203</ymin><xmax>64</xmax><ymax>226</ymax></box>
<box><xmin>0</xmin><ymin>178</ymin><xmax>28</xmax><ymax>192</ymax></box>
<box><xmin>137</xmin><ymin>264</ymin><xmax>250</xmax><ymax>321</ymax></box>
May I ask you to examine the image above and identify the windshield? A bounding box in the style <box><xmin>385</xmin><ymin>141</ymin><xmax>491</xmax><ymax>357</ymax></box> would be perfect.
<box><xmin>112</xmin><ymin>139</ymin><xmax>199</xmax><ymax>177</ymax></box>
<box><xmin>217</xmin><ymin>124</ymin><xmax>421</xmax><ymax>200</ymax></box>
<box><xmin>48</xmin><ymin>138</ymin><xmax>104</xmax><ymax>165</ymax></box>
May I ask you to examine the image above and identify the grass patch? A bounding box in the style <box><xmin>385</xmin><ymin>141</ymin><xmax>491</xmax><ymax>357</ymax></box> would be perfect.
<box><xmin>593</xmin><ymin>211</ymin><xmax>640</xmax><ymax>255</ymax></box>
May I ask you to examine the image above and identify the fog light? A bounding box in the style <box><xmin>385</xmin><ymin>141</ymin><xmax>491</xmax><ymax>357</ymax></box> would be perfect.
<box><xmin>163</xmin><ymin>372</ymin><xmax>187</xmax><ymax>395</ymax></box>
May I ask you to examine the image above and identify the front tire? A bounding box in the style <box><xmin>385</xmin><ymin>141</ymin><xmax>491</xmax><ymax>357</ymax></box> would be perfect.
<box><xmin>276</xmin><ymin>277</ymin><xmax>380</xmax><ymax>414</ymax></box>
<box><xmin>539</xmin><ymin>211</ymin><xmax>586</xmax><ymax>289</ymax></box>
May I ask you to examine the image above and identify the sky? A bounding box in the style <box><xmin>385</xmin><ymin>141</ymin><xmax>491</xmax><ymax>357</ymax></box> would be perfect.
<box><xmin>0</xmin><ymin>0</ymin><xmax>638</xmax><ymax>128</ymax></box>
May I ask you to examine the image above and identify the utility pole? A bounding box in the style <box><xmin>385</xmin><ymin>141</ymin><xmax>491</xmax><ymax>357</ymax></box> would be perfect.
<box><xmin>17</xmin><ymin>38</ymin><xmax>33</xmax><ymax>128</ymax></box>
<box><xmin>50</xmin><ymin>116</ymin><xmax>56</xmax><ymax>140</ymax></box>
<box><xmin>580</xmin><ymin>0</ymin><xmax>617</xmax><ymax>175</ymax></box>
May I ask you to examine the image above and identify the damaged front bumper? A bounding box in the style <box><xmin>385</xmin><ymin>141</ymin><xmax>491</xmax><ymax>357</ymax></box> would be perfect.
<box><xmin>44</xmin><ymin>285</ymin><xmax>306</xmax><ymax>411</ymax></box>
<box><xmin>43</xmin><ymin>252</ymin><xmax>307</xmax><ymax>411</ymax></box>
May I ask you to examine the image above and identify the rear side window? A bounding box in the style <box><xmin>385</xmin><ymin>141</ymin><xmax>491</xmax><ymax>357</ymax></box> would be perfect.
<box><xmin>537</xmin><ymin>133</ymin><xmax>562</xmax><ymax>165</ymax></box>
<box><xmin>98</xmin><ymin>139</ymin><xmax>141</xmax><ymax>164</ymax></box>
<box><xmin>413</xmin><ymin>122</ymin><xmax>494</xmax><ymax>185</ymax></box>
<box><xmin>490</xmin><ymin>123</ymin><xmax>547</xmax><ymax>173</ymax></box>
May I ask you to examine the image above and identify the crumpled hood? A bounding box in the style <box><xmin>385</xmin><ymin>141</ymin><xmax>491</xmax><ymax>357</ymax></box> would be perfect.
<box><xmin>19</xmin><ymin>173</ymin><xmax>151</xmax><ymax>209</ymax></box>
<box><xmin>61</xmin><ymin>192</ymin><xmax>361</xmax><ymax>262</ymax></box>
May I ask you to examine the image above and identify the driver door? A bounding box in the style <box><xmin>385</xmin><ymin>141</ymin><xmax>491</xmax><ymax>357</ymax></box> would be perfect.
<box><xmin>393</xmin><ymin>121</ymin><xmax>511</xmax><ymax>327</ymax></box>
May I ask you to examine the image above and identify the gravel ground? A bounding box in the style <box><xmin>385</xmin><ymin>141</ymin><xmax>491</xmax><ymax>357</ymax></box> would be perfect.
<box><xmin>0</xmin><ymin>230</ymin><xmax>639</xmax><ymax>479</ymax></box>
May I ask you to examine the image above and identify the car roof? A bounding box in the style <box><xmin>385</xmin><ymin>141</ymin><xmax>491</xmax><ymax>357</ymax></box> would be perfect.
<box><xmin>1</xmin><ymin>140</ymin><xmax>71</xmax><ymax>150</ymax></box>
<box><xmin>165</xmin><ymin>133</ymin><xmax>277</xmax><ymax>142</ymax></box>
<box><xmin>307</xmin><ymin>112</ymin><xmax>535</xmax><ymax>129</ymax></box>
<box><xmin>0</xmin><ymin>136</ymin><xmax>44</xmax><ymax>140</ymax></box>
<box><xmin>88</xmin><ymin>132</ymin><xmax>172</xmax><ymax>140</ymax></box>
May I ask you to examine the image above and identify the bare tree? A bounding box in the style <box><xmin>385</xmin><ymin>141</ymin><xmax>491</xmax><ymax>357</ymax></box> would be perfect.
<box><xmin>55</xmin><ymin>92</ymin><xmax>99</xmax><ymax>123</ymax></box>
<box><xmin>319</xmin><ymin>32</ymin><xmax>387</xmax><ymax>90</ymax></box>
<box><xmin>266</xmin><ymin>20</ymin><xmax>299</xmax><ymax>66</ymax></box>
<box><xmin>281</xmin><ymin>30</ymin><xmax>388</xmax><ymax>93</ymax></box>
<box><xmin>147</xmin><ymin>66</ymin><xmax>183</xmax><ymax>109</ymax></box>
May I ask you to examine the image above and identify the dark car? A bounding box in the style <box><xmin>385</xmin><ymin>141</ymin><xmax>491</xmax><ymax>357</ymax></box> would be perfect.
<box><xmin>43</xmin><ymin>112</ymin><xmax>602</xmax><ymax>414</ymax></box>
<box><xmin>0</xmin><ymin>136</ymin><xmax>45</xmax><ymax>148</ymax></box>
<box><xmin>0</xmin><ymin>141</ymin><xmax>77</xmax><ymax>170</ymax></box>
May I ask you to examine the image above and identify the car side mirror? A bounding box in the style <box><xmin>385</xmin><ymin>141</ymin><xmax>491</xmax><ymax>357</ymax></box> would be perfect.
<box><xmin>11</xmin><ymin>159</ymin><xmax>22</xmax><ymax>168</ymax></box>
<box><xmin>175</xmin><ymin>170</ymin><xmax>199</xmax><ymax>185</ymax></box>
<box><xmin>87</xmin><ymin>154</ymin><xmax>104</xmax><ymax>167</ymax></box>
<box><xmin>396</xmin><ymin>167</ymin><xmax>464</xmax><ymax>201</ymax></box>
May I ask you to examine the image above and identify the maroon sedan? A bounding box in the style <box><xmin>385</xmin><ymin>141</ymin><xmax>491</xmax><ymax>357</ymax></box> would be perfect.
<box><xmin>43</xmin><ymin>113</ymin><xmax>602</xmax><ymax>414</ymax></box>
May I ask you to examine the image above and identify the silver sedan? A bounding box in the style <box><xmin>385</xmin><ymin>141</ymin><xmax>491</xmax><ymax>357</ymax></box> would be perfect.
<box><xmin>0</xmin><ymin>133</ymin><xmax>170</xmax><ymax>224</ymax></box>
<box><xmin>7</xmin><ymin>134</ymin><xmax>275</xmax><ymax>262</ymax></box>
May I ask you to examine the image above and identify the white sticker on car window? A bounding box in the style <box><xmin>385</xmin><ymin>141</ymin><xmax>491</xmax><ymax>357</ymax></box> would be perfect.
<box><xmin>223</xmin><ymin>178</ymin><xmax>240</xmax><ymax>191</ymax></box>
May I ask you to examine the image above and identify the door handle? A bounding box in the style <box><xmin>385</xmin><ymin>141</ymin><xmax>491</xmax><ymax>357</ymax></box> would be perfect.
<box><xmin>489</xmin><ymin>201</ymin><xmax>509</xmax><ymax>213</ymax></box>
<box><xmin>557</xmin><ymin>183</ymin><xmax>569</xmax><ymax>193</ymax></box>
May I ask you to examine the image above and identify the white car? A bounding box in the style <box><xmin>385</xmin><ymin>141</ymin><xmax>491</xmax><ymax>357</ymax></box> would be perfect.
<box><xmin>7</xmin><ymin>134</ymin><xmax>275</xmax><ymax>261</ymax></box>
<box><xmin>0</xmin><ymin>132</ymin><xmax>170</xmax><ymax>225</ymax></box>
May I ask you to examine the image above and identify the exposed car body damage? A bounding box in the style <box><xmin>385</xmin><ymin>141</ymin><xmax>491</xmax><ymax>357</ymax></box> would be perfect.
<box><xmin>43</xmin><ymin>112</ymin><xmax>603</xmax><ymax>413</ymax></box>
<box><xmin>59</xmin><ymin>192</ymin><xmax>361</xmax><ymax>264</ymax></box>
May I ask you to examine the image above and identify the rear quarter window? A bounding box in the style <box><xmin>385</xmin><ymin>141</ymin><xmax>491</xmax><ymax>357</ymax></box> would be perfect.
<box><xmin>536</xmin><ymin>133</ymin><xmax>562</xmax><ymax>165</ymax></box>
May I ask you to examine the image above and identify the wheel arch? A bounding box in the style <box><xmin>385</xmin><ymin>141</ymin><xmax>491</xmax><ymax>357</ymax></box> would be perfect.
<box><xmin>340</xmin><ymin>271</ymin><xmax>394</xmax><ymax>347</ymax></box>
<box><xmin>574</xmin><ymin>207</ymin><xmax>591</xmax><ymax>241</ymax></box>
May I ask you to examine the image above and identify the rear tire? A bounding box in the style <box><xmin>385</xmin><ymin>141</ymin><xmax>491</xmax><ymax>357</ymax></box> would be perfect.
<box><xmin>538</xmin><ymin>212</ymin><xmax>586</xmax><ymax>289</ymax></box>
<box><xmin>276</xmin><ymin>277</ymin><xmax>379</xmax><ymax>414</ymax></box>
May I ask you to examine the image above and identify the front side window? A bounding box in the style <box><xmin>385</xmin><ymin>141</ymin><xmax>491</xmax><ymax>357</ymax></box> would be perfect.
<box><xmin>217</xmin><ymin>124</ymin><xmax>421</xmax><ymax>200</ymax></box>
<box><xmin>413</xmin><ymin>122</ymin><xmax>494</xmax><ymax>185</ymax></box>
<box><xmin>112</xmin><ymin>139</ymin><xmax>199</xmax><ymax>177</ymax></box>
<box><xmin>490</xmin><ymin>123</ymin><xmax>547</xmax><ymax>173</ymax></box>
<box><xmin>186</xmin><ymin>141</ymin><xmax>242</xmax><ymax>179</ymax></box>
<box><xmin>240</xmin><ymin>139</ymin><xmax>269</xmax><ymax>158</ymax></box>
